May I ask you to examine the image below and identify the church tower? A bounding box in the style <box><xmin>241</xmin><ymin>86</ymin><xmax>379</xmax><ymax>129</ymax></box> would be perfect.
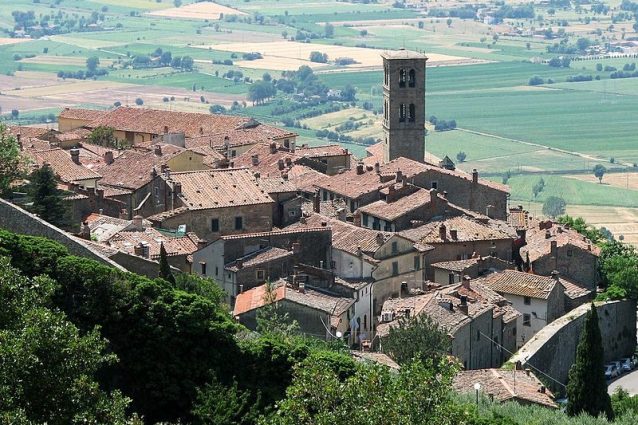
<box><xmin>381</xmin><ymin>49</ymin><xmax>427</xmax><ymax>164</ymax></box>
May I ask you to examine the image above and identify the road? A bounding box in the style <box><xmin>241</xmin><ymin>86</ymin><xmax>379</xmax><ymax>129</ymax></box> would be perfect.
<box><xmin>609</xmin><ymin>369</ymin><xmax>638</xmax><ymax>395</ymax></box>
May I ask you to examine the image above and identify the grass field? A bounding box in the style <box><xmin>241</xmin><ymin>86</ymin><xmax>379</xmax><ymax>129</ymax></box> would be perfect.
<box><xmin>148</xmin><ymin>2</ymin><xmax>246</xmax><ymax>20</ymax></box>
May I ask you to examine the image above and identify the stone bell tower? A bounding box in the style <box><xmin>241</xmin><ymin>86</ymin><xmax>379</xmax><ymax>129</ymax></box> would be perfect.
<box><xmin>381</xmin><ymin>49</ymin><xmax>427</xmax><ymax>164</ymax></box>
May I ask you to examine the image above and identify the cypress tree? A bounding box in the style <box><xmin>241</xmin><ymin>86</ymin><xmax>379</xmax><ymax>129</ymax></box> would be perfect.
<box><xmin>566</xmin><ymin>303</ymin><xmax>613</xmax><ymax>420</ymax></box>
<box><xmin>158</xmin><ymin>242</ymin><xmax>176</xmax><ymax>284</ymax></box>
<box><xmin>29</xmin><ymin>164</ymin><xmax>68</xmax><ymax>228</ymax></box>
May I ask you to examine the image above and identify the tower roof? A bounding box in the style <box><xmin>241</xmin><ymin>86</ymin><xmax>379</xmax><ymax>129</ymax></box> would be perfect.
<box><xmin>381</xmin><ymin>49</ymin><xmax>428</xmax><ymax>60</ymax></box>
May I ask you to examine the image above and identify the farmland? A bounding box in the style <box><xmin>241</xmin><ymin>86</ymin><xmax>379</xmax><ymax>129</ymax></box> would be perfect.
<box><xmin>0</xmin><ymin>0</ymin><xmax>637</xmax><ymax>236</ymax></box>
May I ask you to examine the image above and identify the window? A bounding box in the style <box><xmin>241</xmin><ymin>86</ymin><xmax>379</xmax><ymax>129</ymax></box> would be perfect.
<box><xmin>215</xmin><ymin>266</ymin><xmax>219</xmax><ymax>276</ymax></box>
<box><xmin>392</xmin><ymin>261</ymin><xmax>399</xmax><ymax>276</ymax></box>
<box><xmin>231</xmin><ymin>150</ymin><xmax>237</xmax><ymax>157</ymax></box>
<box><xmin>363</xmin><ymin>314</ymin><xmax>367</xmax><ymax>330</ymax></box>
<box><xmin>372</xmin><ymin>218</ymin><xmax>380</xmax><ymax>230</ymax></box>
<box><xmin>408</xmin><ymin>103</ymin><xmax>415</xmax><ymax>122</ymax></box>
<box><xmin>362</xmin><ymin>214</ymin><xmax>369</xmax><ymax>227</ymax></box>
<box><xmin>384</xmin><ymin>66</ymin><xmax>389</xmax><ymax>86</ymax></box>
<box><xmin>523</xmin><ymin>313</ymin><xmax>531</xmax><ymax>327</ymax></box>
<box><xmin>200</xmin><ymin>262</ymin><xmax>207</xmax><ymax>275</ymax></box>
<box><xmin>384</xmin><ymin>101</ymin><xmax>388</xmax><ymax>121</ymax></box>
<box><xmin>399</xmin><ymin>68</ymin><xmax>407</xmax><ymax>87</ymax></box>
<box><xmin>408</xmin><ymin>69</ymin><xmax>416</xmax><ymax>87</ymax></box>
<box><xmin>512</xmin><ymin>327</ymin><xmax>517</xmax><ymax>336</ymax></box>
<box><xmin>414</xmin><ymin>256</ymin><xmax>420</xmax><ymax>270</ymax></box>
<box><xmin>211</xmin><ymin>218</ymin><xmax>219</xmax><ymax>232</ymax></box>
<box><xmin>477</xmin><ymin>330</ymin><xmax>480</xmax><ymax>341</ymax></box>
<box><xmin>289</xmin><ymin>210</ymin><xmax>296</xmax><ymax>217</ymax></box>
<box><xmin>391</xmin><ymin>241</ymin><xmax>398</xmax><ymax>254</ymax></box>
<box><xmin>256</xmin><ymin>269</ymin><xmax>265</xmax><ymax>281</ymax></box>
<box><xmin>234</xmin><ymin>216</ymin><xmax>243</xmax><ymax>230</ymax></box>
<box><xmin>431</xmin><ymin>181</ymin><xmax>438</xmax><ymax>190</ymax></box>
<box><xmin>399</xmin><ymin>104</ymin><xmax>406</xmax><ymax>122</ymax></box>
<box><xmin>384</xmin><ymin>223</ymin><xmax>392</xmax><ymax>232</ymax></box>
<box><xmin>322</xmin><ymin>191</ymin><xmax>328</xmax><ymax>201</ymax></box>
<box><xmin>524</xmin><ymin>296</ymin><xmax>531</xmax><ymax>305</ymax></box>
<box><xmin>567</xmin><ymin>249</ymin><xmax>573</xmax><ymax>257</ymax></box>
<box><xmin>448</xmin><ymin>273</ymin><xmax>455</xmax><ymax>285</ymax></box>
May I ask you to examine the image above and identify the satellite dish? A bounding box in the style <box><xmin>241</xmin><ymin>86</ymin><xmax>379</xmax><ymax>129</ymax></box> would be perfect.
<box><xmin>335</xmin><ymin>331</ymin><xmax>343</xmax><ymax>338</ymax></box>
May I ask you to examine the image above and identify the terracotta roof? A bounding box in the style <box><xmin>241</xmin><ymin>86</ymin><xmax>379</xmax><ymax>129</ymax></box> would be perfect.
<box><xmin>102</xmin><ymin>186</ymin><xmax>132</xmax><ymax>198</ymax></box>
<box><xmin>21</xmin><ymin>138</ymin><xmax>52</xmax><ymax>152</ymax></box>
<box><xmin>60</xmin><ymin>107</ymin><xmax>109</xmax><ymax>122</ymax></box>
<box><xmin>255</xmin><ymin>177</ymin><xmax>298</xmax><ymax>194</ymax></box>
<box><xmin>287</xmin><ymin>164</ymin><xmax>330</xmax><ymax>193</ymax></box>
<box><xmin>400</xmin><ymin>216</ymin><xmax>513</xmax><ymax>244</ymax></box>
<box><xmin>219</xmin><ymin>226</ymin><xmax>331</xmax><ymax>241</ymax></box>
<box><xmin>558</xmin><ymin>277</ymin><xmax>591</xmax><ymax>300</ymax></box>
<box><xmin>55</xmin><ymin>128</ymin><xmax>92</xmax><ymax>141</ymax></box>
<box><xmin>443</xmin><ymin>280</ymin><xmax>519</xmax><ymax>322</ymax></box>
<box><xmin>169</xmin><ymin>168</ymin><xmax>274</xmax><ymax>210</ymax></box>
<box><xmin>105</xmin><ymin>226</ymin><xmax>199</xmax><ymax>259</ymax></box>
<box><xmin>431</xmin><ymin>258</ymin><xmax>479</xmax><ymax>272</ymax></box>
<box><xmin>83</xmin><ymin>213</ymin><xmax>151</xmax><ymax>243</ymax></box>
<box><xmin>95</xmin><ymin>145</ymin><xmax>185</xmax><ymax>190</ymax></box>
<box><xmin>81</xmin><ymin>107</ymin><xmax>288</xmax><ymax>140</ymax></box>
<box><xmin>508</xmin><ymin>207</ymin><xmax>529</xmax><ymax>230</ymax></box>
<box><xmin>225</xmin><ymin>247</ymin><xmax>293</xmax><ymax>272</ymax></box>
<box><xmin>8</xmin><ymin>125</ymin><xmax>50</xmax><ymax>140</ymax></box>
<box><xmin>364</xmin><ymin>142</ymin><xmax>384</xmax><ymax>164</ymax></box>
<box><xmin>187</xmin><ymin>126</ymin><xmax>296</xmax><ymax>149</ymax></box>
<box><xmin>233</xmin><ymin>280</ymin><xmax>354</xmax><ymax>319</ymax></box>
<box><xmin>187</xmin><ymin>145</ymin><xmax>225</xmax><ymax>168</ymax></box>
<box><xmin>477</xmin><ymin>270</ymin><xmax>558</xmax><ymax>300</ymax></box>
<box><xmin>296</xmin><ymin>144</ymin><xmax>349</xmax><ymax>157</ymax></box>
<box><xmin>453</xmin><ymin>369</ymin><xmax>557</xmax><ymax>408</ymax></box>
<box><xmin>351</xmin><ymin>351</ymin><xmax>400</xmax><ymax>370</ymax></box>
<box><xmin>31</xmin><ymin>148</ymin><xmax>102</xmax><ymax>183</ymax></box>
<box><xmin>520</xmin><ymin>223</ymin><xmax>601</xmax><ymax>264</ymax></box>
<box><xmin>358</xmin><ymin>188</ymin><xmax>433</xmax><ymax>221</ymax></box>
<box><xmin>289</xmin><ymin>213</ymin><xmax>392</xmax><ymax>259</ymax></box>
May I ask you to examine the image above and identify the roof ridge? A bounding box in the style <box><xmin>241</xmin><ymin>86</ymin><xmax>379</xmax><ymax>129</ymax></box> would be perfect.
<box><xmin>493</xmin><ymin>369</ymin><xmax>517</xmax><ymax>399</ymax></box>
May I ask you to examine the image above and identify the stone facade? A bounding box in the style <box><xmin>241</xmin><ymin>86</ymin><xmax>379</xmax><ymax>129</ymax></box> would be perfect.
<box><xmin>451</xmin><ymin>306</ymin><xmax>496</xmax><ymax>370</ymax></box>
<box><xmin>530</xmin><ymin>241</ymin><xmax>599</xmax><ymax>290</ymax></box>
<box><xmin>424</xmin><ymin>240</ymin><xmax>513</xmax><ymax>280</ymax></box>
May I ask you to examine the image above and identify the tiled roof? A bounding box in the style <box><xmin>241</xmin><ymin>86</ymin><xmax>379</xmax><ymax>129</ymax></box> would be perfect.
<box><xmin>296</xmin><ymin>144</ymin><xmax>349</xmax><ymax>157</ymax></box>
<box><xmin>520</xmin><ymin>223</ymin><xmax>601</xmax><ymax>263</ymax></box>
<box><xmin>83</xmin><ymin>213</ymin><xmax>151</xmax><ymax>243</ymax></box>
<box><xmin>508</xmin><ymin>207</ymin><xmax>529</xmax><ymax>229</ymax></box>
<box><xmin>219</xmin><ymin>226</ymin><xmax>331</xmax><ymax>241</ymax></box>
<box><xmin>289</xmin><ymin>213</ymin><xmax>391</xmax><ymax>258</ymax></box>
<box><xmin>187</xmin><ymin>126</ymin><xmax>296</xmax><ymax>149</ymax></box>
<box><xmin>477</xmin><ymin>270</ymin><xmax>558</xmax><ymax>300</ymax></box>
<box><xmin>21</xmin><ymin>138</ymin><xmax>53</xmax><ymax>152</ymax></box>
<box><xmin>83</xmin><ymin>107</ymin><xmax>288</xmax><ymax>139</ymax></box>
<box><xmin>287</xmin><ymin>164</ymin><xmax>330</xmax><ymax>193</ymax></box>
<box><xmin>400</xmin><ymin>216</ymin><xmax>513</xmax><ymax>244</ymax></box>
<box><xmin>443</xmin><ymin>280</ymin><xmax>518</xmax><ymax>321</ymax></box>
<box><xmin>187</xmin><ymin>145</ymin><xmax>225</xmax><ymax>168</ymax></box>
<box><xmin>55</xmin><ymin>128</ymin><xmax>92</xmax><ymax>141</ymax></box>
<box><xmin>59</xmin><ymin>107</ymin><xmax>108</xmax><ymax>122</ymax></box>
<box><xmin>105</xmin><ymin>226</ymin><xmax>199</xmax><ymax>259</ymax></box>
<box><xmin>351</xmin><ymin>351</ymin><xmax>400</xmax><ymax>370</ymax></box>
<box><xmin>233</xmin><ymin>279</ymin><xmax>354</xmax><ymax>318</ymax></box>
<box><xmin>358</xmin><ymin>188</ymin><xmax>433</xmax><ymax>221</ymax></box>
<box><xmin>255</xmin><ymin>177</ymin><xmax>298</xmax><ymax>194</ymax></box>
<box><xmin>364</xmin><ymin>142</ymin><xmax>384</xmax><ymax>164</ymax></box>
<box><xmin>225</xmin><ymin>247</ymin><xmax>293</xmax><ymax>272</ymax></box>
<box><xmin>95</xmin><ymin>145</ymin><xmax>185</xmax><ymax>190</ymax></box>
<box><xmin>8</xmin><ymin>125</ymin><xmax>50</xmax><ymax>140</ymax></box>
<box><xmin>169</xmin><ymin>168</ymin><xmax>274</xmax><ymax>210</ymax></box>
<box><xmin>431</xmin><ymin>258</ymin><xmax>479</xmax><ymax>272</ymax></box>
<box><xmin>31</xmin><ymin>148</ymin><xmax>102</xmax><ymax>183</ymax></box>
<box><xmin>558</xmin><ymin>277</ymin><xmax>591</xmax><ymax>300</ymax></box>
<box><xmin>453</xmin><ymin>369</ymin><xmax>557</xmax><ymax>409</ymax></box>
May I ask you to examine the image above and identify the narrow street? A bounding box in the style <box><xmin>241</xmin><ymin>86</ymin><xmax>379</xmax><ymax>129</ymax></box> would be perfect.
<box><xmin>608</xmin><ymin>369</ymin><xmax>638</xmax><ymax>395</ymax></box>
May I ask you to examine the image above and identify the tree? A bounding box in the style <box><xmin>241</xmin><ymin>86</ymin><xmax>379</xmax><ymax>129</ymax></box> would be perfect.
<box><xmin>159</xmin><ymin>242</ymin><xmax>176</xmax><ymax>284</ymax></box>
<box><xmin>594</xmin><ymin>163</ymin><xmax>606</xmax><ymax>183</ymax></box>
<box><xmin>181</xmin><ymin>55</ymin><xmax>194</xmax><ymax>71</ymax></box>
<box><xmin>160</xmin><ymin>51</ymin><xmax>172</xmax><ymax>66</ymax></box>
<box><xmin>135</xmin><ymin>97</ymin><xmax>144</xmax><ymax>105</ymax></box>
<box><xmin>11</xmin><ymin>109</ymin><xmax>19</xmax><ymax>119</ymax></box>
<box><xmin>446</xmin><ymin>17</ymin><xmax>452</xmax><ymax>27</ymax></box>
<box><xmin>193</xmin><ymin>377</ymin><xmax>260</xmax><ymax>425</ymax></box>
<box><xmin>173</xmin><ymin>0</ymin><xmax>181</xmax><ymax>6</ymax></box>
<box><xmin>0</xmin><ymin>124</ymin><xmax>28</xmax><ymax>196</ymax></box>
<box><xmin>209</xmin><ymin>104</ymin><xmax>226</xmax><ymax>114</ymax></box>
<box><xmin>566</xmin><ymin>304</ymin><xmax>614</xmax><ymax>420</ymax></box>
<box><xmin>28</xmin><ymin>164</ymin><xmax>68</xmax><ymax>228</ymax></box>
<box><xmin>309</xmin><ymin>51</ymin><xmax>328</xmax><ymax>63</ymax></box>
<box><xmin>456</xmin><ymin>151</ymin><xmax>467</xmax><ymax>163</ymax></box>
<box><xmin>89</xmin><ymin>126</ymin><xmax>117</xmax><ymax>147</ymax></box>
<box><xmin>532</xmin><ymin>177</ymin><xmax>545</xmax><ymax>198</ymax></box>
<box><xmin>324</xmin><ymin>22</ymin><xmax>334</xmax><ymax>38</ymax></box>
<box><xmin>86</xmin><ymin>55</ymin><xmax>100</xmax><ymax>72</ymax></box>
<box><xmin>529</xmin><ymin>75</ymin><xmax>544</xmax><ymax>85</ymax></box>
<box><xmin>542</xmin><ymin>196</ymin><xmax>566</xmax><ymax>218</ymax></box>
<box><xmin>381</xmin><ymin>315</ymin><xmax>451</xmax><ymax>366</ymax></box>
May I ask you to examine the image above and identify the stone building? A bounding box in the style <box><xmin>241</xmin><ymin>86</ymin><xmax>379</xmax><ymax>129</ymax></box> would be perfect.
<box><xmin>430</xmin><ymin>256</ymin><xmax>514</xmax><ymax>286</ymax></box>
<box><xmin>381</xmin><ymin>49</ymin><xmax>427</xmax><ymax>164</ymax></box>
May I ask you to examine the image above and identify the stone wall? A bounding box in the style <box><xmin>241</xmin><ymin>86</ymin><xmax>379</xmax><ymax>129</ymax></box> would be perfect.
<box><xmin>0</xmin><ymin>198</ymin><xmax>125</xmax><ymax>270</ymax></box>
<box><xmin>508</xmin><ymin>300</ymin><xmax>637</xmax><ymax>394</ymax></box>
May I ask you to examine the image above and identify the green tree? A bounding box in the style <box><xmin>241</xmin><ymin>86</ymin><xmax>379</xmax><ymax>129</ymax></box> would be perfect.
<box><xmin>159</xmin><ymin>242</ymin><xmax>176</xmax><ymax>284</ymax></box>
<box><xmin>28</xmin><ymin>164</ymin><xmax>68</xmax><ymax>228</ymax></box>
<box><xmin>532</xmin><ymin>177</ymin><xmax>545</xmax><ymax>198</ymax></box>
<box><xmin>89</xmin><ymin>126</ymin><xmax>117</xmax><ymax>147</ymax></box>
<box><xmin>135</xmin><ymin>97</ymin><xmax>143</xmax><ymax>105</ymax></box>
<box><xmin>192</xmin><ymin>377</ymin><xmax>260</xmax><ymax>425</ymax></box>
<box><xmin>446</xmin><ymin>17</ymin><xmax>452</xmax><ymax>27</ymax></box>
<box><xmin>542</xmin><ymin>195</ymin><xmax>566</xmax><ymax>218</ymax></box>
<box><xmin>0</xmin><ymin>124</ymin><xmax>28</xmax><ymax>196</ymax></box>
<box><xmin>309</xmin><ymin>51</ymin><xmax>328</xmax><ymax>63</ymax></box>
<box><xmin>456</xmin><ymin>151</ymin><xmax>467</xmax><ymax>162</ymax></box>
<box><xmin>381</xmin><ymin>314</ymin><xmax>451</xmax><ymax>366</ymax></box>
<box><xmin>324</xmin><ymin>22</ymin><xmax>334</xmax><ymax>38</ymax></box>
<box><xmin>182</xmin><ymin>55</ymin><xmax>194</xmax><ymax>71</ymax></box>
<box><xmin>566</xmin><ymin>304</ymin><xmax>613</xmax><ymax>420</ymax></box>
<box><xmin>86</xmin><ymin>55</ymin><xmax>100</xmax><ymax>72</ymax></box>
<box><xmin>594</xmin><ymin>164</ymin><xmax>606</xmax><ymax>183</ymax></box>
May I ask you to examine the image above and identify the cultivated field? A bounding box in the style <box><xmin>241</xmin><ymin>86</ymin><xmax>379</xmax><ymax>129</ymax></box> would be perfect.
<box><xmin>148</xmin><ymin>2</ymin><xmax>246</xmax><ymax>20</ymax></box>
<box><xmin>20</xmin><ymin>56</ymin><xmax>98</xmax><ymax>67</ymax></box>
<box><xmin>0</xmin><ymin>38</ymin><xmax>30</xmax><ymax>46</ymax></box>
<box><xmin>565</xmin><ymin>172</ymin><xmax>638</xmax><ymax>190</ymax></box>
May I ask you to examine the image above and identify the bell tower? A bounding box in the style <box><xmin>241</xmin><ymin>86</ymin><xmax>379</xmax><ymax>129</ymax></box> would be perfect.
<box><xmin>381</xmin><ymin>49</ymin><xmax>427</xmax><ymax>163</ymax></box>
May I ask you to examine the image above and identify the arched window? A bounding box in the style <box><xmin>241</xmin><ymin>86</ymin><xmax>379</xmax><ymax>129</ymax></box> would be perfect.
<box><xmin>399</xmin><ymin>104</ymin><xmax>406</xmax><ymax>122</ymax></box>
<box><xmin>408</xmin><ymin>69</ymin><xmax>416</xmax><ymax>87</ymax></box>
<box><xmin>384</xmin><ymin>101</ymin><xmax>389</xmax><ymax>121</ymax></box>
<box><xmin>408</xmin><ymin>104</ymin><xmax>415</xmax><ymax>122</ymax></box>
<box><xmin>399</xmin><ymin>68</ymin><xmax>407</xmax><ymax>87</ymax></box>
<box><xmin>384</xmin><ymin>66</ymin><xmax>389</xmax><ymax>86</ymax></box>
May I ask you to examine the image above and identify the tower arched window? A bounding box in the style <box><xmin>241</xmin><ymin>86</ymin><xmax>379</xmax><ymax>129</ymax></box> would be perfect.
<box><xmin>399</xmin><ymin>68</ymin><xmax>407</xmax><ymax>88</ymax></box>
<box><xmin>384</xmin><ymin>101</ymin><xmax>389</xmax><ymax>121</ymax></box>
<box><xmin>408</xmin><ymin>69</ymin><xmax>416</xmax><ymax>87</ymax></box>
<box><xmin>384</xmin><ymin>66</ymin><xmax>389</xmax><ymax>86</ymax></box>
<box><xmin>408</xmin><ymin>104</ymin><xmax>415</xmax><ymax>122</ymax></box>
<box><xmin>399</xmin><ymin>104</ymin><xmax>406</xmax><ymax>122</ymax></box>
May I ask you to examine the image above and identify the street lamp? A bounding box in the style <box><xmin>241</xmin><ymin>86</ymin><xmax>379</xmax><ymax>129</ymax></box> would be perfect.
<box><xmin>474</xmin><ymin>382</ymin><xmax>481</xmax><ymax>405</ymax></box>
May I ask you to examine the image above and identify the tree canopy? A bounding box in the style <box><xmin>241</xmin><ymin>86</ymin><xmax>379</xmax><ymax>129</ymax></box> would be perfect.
<box><xmin>542</xmin><ymin>196</ymin><xmax>566</xmax><ymax>218</ymax></box>
<box><xmin>593</xmin><ymin>164</ymin><xmax>606</xmax><ymax>183</ymax></box>
<box><xmin>0</xmin><ymin>124</ymin><xmax>28</xmax><ymax>196</ymax></box>
<box><xmin>381</xmin><ymin>314</ymin><xmax>451</xmax><ymax>366</ymax></box>
<box><xmin>28</xmin><ymin>164</ymin><xmax>68</xmax><ymax>228</ymax></box>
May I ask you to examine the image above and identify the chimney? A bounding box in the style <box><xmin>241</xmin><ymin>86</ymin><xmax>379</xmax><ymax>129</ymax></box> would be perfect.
<box><xmin>486</xmin><ymin>205</ymin><xmax>493</xmax><ymax>218</ymax></box>
<box><xmin>278</xmin><ymin>159</ymin><xmax>285</xmax><ymax>170</ymax></box>
<box><xmin>103</xmin><ymin>150</ymin><xmax>114</xmax><ymax>165</ymax></box>
<box><xmin>270</xmin><ymin>142</ymin><xmax>277</xmax><ymax>154</ymax></box>
<box><xmin>239</xmin><ymin>284</ymin><xmax>244</xmax><ymax>293</ymax></box>
<box><xmin>449</xmin><ymin>301</ymin><xmax>454</xmax><ymax>312</ymax></box>
<box><xmin>459</xmin><ymin>295</ymin><xmax>468</xmax><ymax>315</ymax></box>
<box><xmin>292</xmin><ymin>242</ymin><xmax>301</xmax><ymax>254</ymax></box>
<box><xmin>374</xmin><ymin>162</ymin><xmax>380</xmax><ymax>174</ymax></box>
<box><xmin>472</xmin><ymin>169</ymin><xmax>478</xmax><ymax>184</ymax></box>
<box><xmin>134</xmin><ymin>243</ymin><xmax>144</xmax><ymax>257</ymax></box>
<box><xmin>450</xmin><ymin>229</ymin><xmax>458</xmax><ymax>240</ymax></box>
<box><xmin>197</xmin><ymin>239</ymin><xmax>207</xmax><ymax>250</ymax></box>
<box><xmin>251</xmin><ymin>154</ymin><xmax>259</xmax><ymax>165</ymax></box>
<box><xmin>539</xmin><ymin>386</ymin><xmax>546</xmax><ymax>394</ymax></box>
<box><xmin>70</xmin><ymin>148</ymin><xmax>80</xmax><ymax>165</ymax></box>
<box><xmin>313</xmin><ymin>191</ymin><xmax>320</xmax><ymax>213</ymax></box>
<box><xmin>376</xmin><ymin>233</ymin><xmax>385</xmax><ymax>245</ymax></box>
<box><xmin>119</xmin><ymin>209</ymin><xmax>128</xmax><ymax>220</ymax></box>
<box><xmin>462</xmin><ymin>275</ymin><xmax>471</xmax><ymax>290</ymax></box>
<box><xmin>299</xmin><ymin>281</ymin><xmax>305</xmax><ymax>294</ymax></box>
<box><xmin>396</xmin><ymin>170</ymin><xmax>403</xmax><ymax>182</ymax></box>
<box><xmin>154</xmin><ymin>145</ymin><xmax>162</xmax><ymax>156</ymax></box>
<box><xmin>337</xmin><ymin>208</ymin><xmax>346</xmax><ymax>222</ymax></box>
<box><xmin>132</xmin><ymin>215</ymin><xmax>144</xmax><ymax>231</ymax></box>
<box><xmin>551</xmin><ymin>270</ymin><xmax>560</xmax><ymax>281</ymax></box>
<box><xmin>550</xmin><ymin>240</ymin><xmax>557</xmax><ymax>255</ymax></box>
<box><xmin>80</xmin><ymin>221</ymin><xmax>91</xmax><ymax>240</ymax></box>
<box><xmin>173</xmin><ymin>182</ymin><xmax>182</xmax><ymax>196</ymax></box>
<box><xmin>545</xmin><ymin>230</ymin><xmax>551</xmax><ymax>239</ymax></box>
<box><xmin>357</xmin><ymin>246</ymin><xmax>362</xmax><ymax>257</ymax></box>
<box><xmin>439</xmin><ymin>224</ymin><xmax>447</xmax><ymax>240</ymax></box>
<box><xmin>254</xmin><ymin>172</ymin><xmax>260</xmax><ymax>179</ymax></box>
<box><xmin>290</xmin><ymin>140</ymin><xmax>296</xmax><ymax>153</ymax></box>
<box><xmin>285</xmin><ymin>157</ymin><xmax>292</xmax><ymax>167</ymax></box>
<box><xmin>356</xmin><ymin>162</ymin><xmax>364</xmax><ymax>175</ymax></box>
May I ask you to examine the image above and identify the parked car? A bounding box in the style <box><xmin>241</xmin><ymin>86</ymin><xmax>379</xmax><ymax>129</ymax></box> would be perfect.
<box><xmin>605</xmin><ymin>364</ymin><xmax>619</xmax><ymax>380</ymax></box>
<box><xmin>614</xmin><ymin>360</ymin><xmax>623</xmax><ymax>373</ymax></box>
<box><xmin>621</xmin><ymin>358</ymin><xmax>633</xmax><ymax>372</ymax></box>
<box><xmin>632</xmin><ymin>355</ymin><xmax>638</xmax><ymax>368</ymax></box>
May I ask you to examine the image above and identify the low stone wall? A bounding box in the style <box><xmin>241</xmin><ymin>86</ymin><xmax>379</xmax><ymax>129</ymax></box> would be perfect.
<box><xmin>0</xmin><ymin>198</ymin><xmax>125</xmax><ymax>271</ymax></box>
<box><xmin>508</xmin><ymin>300</ymin><xmax>637</xmax><ymax>394</ymax></box>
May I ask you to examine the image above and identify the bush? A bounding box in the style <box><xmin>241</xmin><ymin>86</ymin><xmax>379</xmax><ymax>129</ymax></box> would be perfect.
<box><xmin>135</xmin><ymin>97</ymin><xmax>143</xmax><ymax>105</ymax></box>
<box><xmin>529</xmin><ymin>75</ymin><xmax>545</xmax><ymax>85</ymax></box>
